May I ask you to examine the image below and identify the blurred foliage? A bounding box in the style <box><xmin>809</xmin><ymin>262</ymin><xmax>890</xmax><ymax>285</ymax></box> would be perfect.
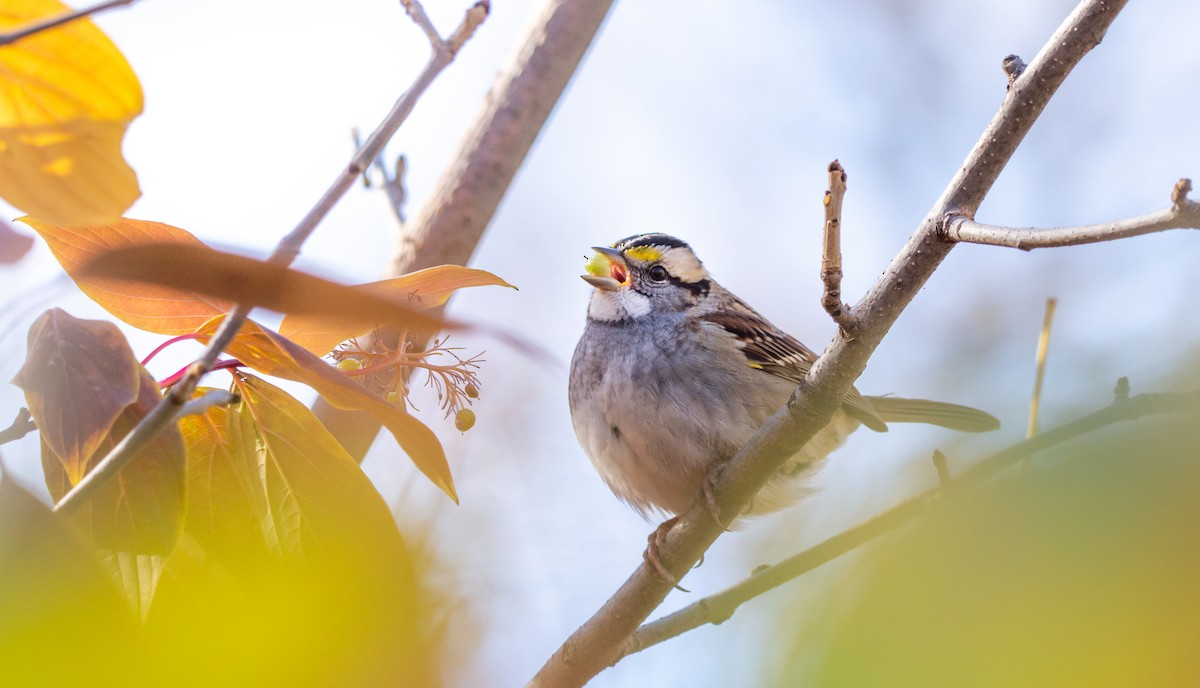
<box><xmin>0</xmin><ymin>11</ymin><xmax>511</xmax><ymax>684</ymax></box>
<box><xmin>775</xmin><ymin>407</ymin><xmax>1200</xmax><ymax>686</ymax></box>
<box><xmin>0</xmin><ymin>0</ymin><xmax>142</xmax><ymax>225</ymax></box>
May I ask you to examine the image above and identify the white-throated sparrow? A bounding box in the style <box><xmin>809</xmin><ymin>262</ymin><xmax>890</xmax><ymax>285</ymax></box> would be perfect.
<box><xmin>568</xmin><ymin>233</ymin><xmax>998</xmax><ymax>519</ymax></box>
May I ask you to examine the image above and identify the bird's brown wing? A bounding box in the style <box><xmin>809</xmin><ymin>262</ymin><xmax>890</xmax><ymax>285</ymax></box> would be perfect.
<box><xmin>701</xmin><ymin>306</ymin><xmax>888</xmax><ymax>432</ymax></box>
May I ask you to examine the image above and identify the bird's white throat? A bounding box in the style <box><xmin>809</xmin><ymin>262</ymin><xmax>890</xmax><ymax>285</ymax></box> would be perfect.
<box><xmin>588</xmin><ymin>288</ymin><xmax>652</xmax><ymax>321</ymax></box>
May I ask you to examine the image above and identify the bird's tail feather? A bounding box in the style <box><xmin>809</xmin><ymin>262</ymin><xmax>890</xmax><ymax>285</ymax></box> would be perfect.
<box><xmin>865</xmin><ymin>396</ymin><xmax>1000</xmax><ymax>433</ymax></box>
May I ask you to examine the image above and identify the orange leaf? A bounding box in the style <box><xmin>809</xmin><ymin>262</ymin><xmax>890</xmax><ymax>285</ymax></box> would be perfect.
<box><xmin>12</xmin><ymin>307</ymin><xmax>140</xmax><ymax>481</ymax></box>
<box><xmin>20</xmin><ymin>217</ymin><xmax>232</xmax><ymax>335</ymax></box>
<box><xmin>0</xmin><ymin>0</ymin><xmax>142</xmax><ymax>225</ymax></box>
<box><xmin>196</xmin><ymin>318</ymin><xmax>457</xmax><ymax>502</ymax></box>
<box><xmin>280</xmin><ymin>264</ymin><xmax>516</xmax><ymax>355</ymax></box>
<box><xmin>79</xmin><ymin>242</ymin><xmax>457</xmax><ymax>337</ymax></box>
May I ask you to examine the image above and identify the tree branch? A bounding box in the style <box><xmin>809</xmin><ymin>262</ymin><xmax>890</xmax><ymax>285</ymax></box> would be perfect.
<box><xmin>0</xmin><ymin>0</ymin><xmax>139</xmax><ymax>47</ymax></box>
<box><xmin>0</xmin><ymin>408</ymin><xmax>36</xmax><ymax>446</ymax></box>
<box><xmin>821</xmin><ymin>160</ymin><xmax>855</xmax><ymax>332</ymax></box>
<box><xmin>51</xmin><ymin>0</ymin><xmax>489</xmax><ymax>516</ymax></box>
<box><xmin>527</xmin><ymin>1</ymin><xmax>1129</xmax><ymax>685</ymax></box>
<box><xmin>943</xmin><ymin>177</ymin><xmax>1198</xmax><ymax>249</ymax></box>
<box><xmin>618</xmin><ymin>389</ymin><xmax>1200</xmax><ymax>657</ymax></box>
<box><xmin>316</xmin><ymin>0</ymin><xmax>618</xmax><ymax>460</ymax></box>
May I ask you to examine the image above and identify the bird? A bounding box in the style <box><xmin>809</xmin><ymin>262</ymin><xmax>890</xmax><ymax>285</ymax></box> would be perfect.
<box><xmin>568</xmin><ymin>232</ymin><xmax>998</xmax><ymax>525</ymax></box>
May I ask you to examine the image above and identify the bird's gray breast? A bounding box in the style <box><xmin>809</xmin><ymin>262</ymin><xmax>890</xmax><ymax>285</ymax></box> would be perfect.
<box><xmin>569</xmin><ymin>313</ymin><xmax>794</xmax><ymax>516</ymax></box>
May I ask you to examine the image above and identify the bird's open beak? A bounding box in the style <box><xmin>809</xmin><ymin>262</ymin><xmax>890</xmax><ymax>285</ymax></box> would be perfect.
<box><xmin>581</xmin><ymin>246</ymin><xmax>629</xmax><ymax>291</ymax></box>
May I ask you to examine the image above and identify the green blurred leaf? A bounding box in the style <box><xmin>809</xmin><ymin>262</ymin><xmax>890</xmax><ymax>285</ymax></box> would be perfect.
<box><xmin>148</xmin><ymin>373</ymin><xmax>435</xmax><ymax>685</ymax></box>
<box><xmin>784</xmin><ymin>413</ymin><xmax>1200</xmax><ymax>687</ymax></box>
<box><xmin>0</xmin><ymin>473</ymin><xmax>140</xmax><ymax>685</ymax></box>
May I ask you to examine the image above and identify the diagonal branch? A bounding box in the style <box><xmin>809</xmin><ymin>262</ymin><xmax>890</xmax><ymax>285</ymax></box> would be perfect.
<box><xmin>0</xmin><ymin>0</ymin><xmax>139</xmax><ymax>47</ymax></box>
<box><xmin>943</xmin><ymin>177</ymin><xmax>1198</xmax><ymax>249</ymax></box>
<box><xmin>619</xmin><ymin>389</ymin><xmax>1200</xmax><ymax>657</ymax></box>
<box><xmin>51</xmin><ymin>0</ymin><xmax>490</xmax><ymax>516</ymax></box>
<box><xmin>528</xmin><ymin>1</ymin><xmax>1129</xmax><ymax>685</ymax></box>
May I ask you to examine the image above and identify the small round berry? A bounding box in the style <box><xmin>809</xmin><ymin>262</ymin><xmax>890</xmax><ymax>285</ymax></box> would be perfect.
<box><xmin>455</xmin><ymin>408</ymin><xmax>476</xmax><ymax>432</ymax></box>
<box><xmin>465</xmin><ymin>383</ymin><xmax>479</xmax><ymax>399</ymax></box>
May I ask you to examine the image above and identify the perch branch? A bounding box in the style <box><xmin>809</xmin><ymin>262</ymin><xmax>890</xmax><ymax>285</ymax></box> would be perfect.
<box><xmin>0</xmin><ymin>0</ymin><xmax>139</xmax><ymax>46</ymax></box>
<box><xmin>943</xmin><ymin>178</ymin><xmax>1198</xmax><ymax>249</ymax></box>
<box><xmin>528</xmin><ymin>1</ymin><xmax>1128</xmax><ymax>685</ymax></box>
<box><xmin>316</xmin><ymin>0</ymin><xmax>619</xmax><ymax>460</ymax></box>
<box><xmin>618</xmin><ymin>390</ymin><xmax>1200</xmax><ymax>656</ymax></box>
<box><xmin>821</xmin><ymin>160</ymin><xmax>856</xmax><ymax>332</ymax></box>
<box><xmin>0</xmin><ymin>408</ymin><xmax>36</xmax><ymax>446</ymax></box>
<box><xmin>51</xmin><ymin>0</ymin><xmax>489</xmax><ymax>516</ymax></box>
<box><xmin>173</xmin><ymin>390</ymin><xmax>239</xmax><ymax>421</ymax></box>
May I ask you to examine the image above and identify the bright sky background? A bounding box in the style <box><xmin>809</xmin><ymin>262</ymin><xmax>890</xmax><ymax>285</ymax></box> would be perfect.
<box><xmin>2</xmin><ymin>0</ymin><xmax>1198</xmax><ymax>685</ymax></box>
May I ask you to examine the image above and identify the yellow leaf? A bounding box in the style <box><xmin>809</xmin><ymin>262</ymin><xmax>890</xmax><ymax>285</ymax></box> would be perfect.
<box><xmin>195</xmin><ymin>318</ymin><xmax>458</xmax><ymax>503</ymax></box>
<box><xmin>280</xmin><ymin>264</ymin><xmax>516</xmax><ymax>355</ymax></box>
<box><xmin>0</xmin><ymin>0</ymin><xmax>143</xmax><ymax>225</ymax></box>
<box><xmin>20</xmin><ymin>217</ymin><xmax>233</xmax><ymax>335</ymax></box>
<box><xmin>153</xmin><ymin>375</ymin><xmax>435</xmax><ymax>685</ymax></box>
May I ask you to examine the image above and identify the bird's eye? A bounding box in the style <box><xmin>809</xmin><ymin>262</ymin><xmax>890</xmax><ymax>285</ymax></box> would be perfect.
<box><xmin>647</xmin><ymin>265</ymin><xmax>669</xmax><ymax>283</ymax></box>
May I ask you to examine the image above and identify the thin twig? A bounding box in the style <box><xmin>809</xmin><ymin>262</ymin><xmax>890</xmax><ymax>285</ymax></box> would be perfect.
<box><xmin>1113</xmin><ymin>377</ymin><xmax>1130</xmax><ymax>401</ymax></box>
<box><xmin>173</xmin><ymin>390</ymin><xmax>239</xmax><ymax>421</ymax></box>
<box><xmin>51</xmin><ymin>1</ymin><xmax>489</xmax><ymax>517</ymax></box>
<box><xmin>943</xmin><ymin>178</ymin><xmax>1198</xmax><ymax>249</ymax></box>
<box><xmin>821</xmin><ymin>160</ymin><xmax>856</xmax><ymax>333</ymax></box>
<box><xmin>1028</xmin><ymin>297</ymin><xmax>1057</xmax><ymax>439</ymax></box>
<box><xmin>0</xmin><ymin>0</ymin><xmax>138</xmax><ymax>47</ymax></box>
<box><xmin>352</xmin><ymin>128</ymin><xmax>408</xmax><ymax>225</ymax></box>
<box><xmin>620</xmin><ymin>390</ymin><xmax>1200</xmax><ymax>657</ymax></box>
<box><xmin>0</xmin><ymin>408</ymin><xmax>37</xmax><ymax>446</ymax></box>
<box><xmin>931</xmin><ymin>449</ymin><xmax>951</xmax><ymax>488</ymax></box>
<box><xmin>528</xmin><ymin>2</ymin><xmax>1129</xmax><ymax>685</ymax></box>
